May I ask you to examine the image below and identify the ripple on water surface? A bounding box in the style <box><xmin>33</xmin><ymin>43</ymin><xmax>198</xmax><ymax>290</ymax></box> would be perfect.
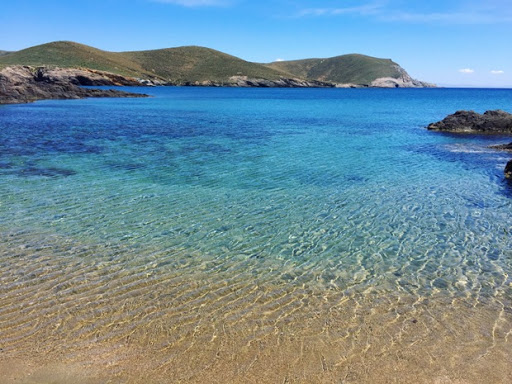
<box><xmin>0</xmin><ymin>88</ymin><xmax>512</xmax><ymax>383</ymax></box>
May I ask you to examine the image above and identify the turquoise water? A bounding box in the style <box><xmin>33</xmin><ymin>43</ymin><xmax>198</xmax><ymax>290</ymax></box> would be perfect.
<box><xmin>1</xmin><ymin>87</ymin><xmax>512</xmax><ymax>382</ymax></box>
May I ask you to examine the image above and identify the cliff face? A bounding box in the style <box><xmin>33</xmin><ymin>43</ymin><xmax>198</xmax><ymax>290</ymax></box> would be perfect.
<box><xmin>0</xmin><ymin>66</ymin><xmax>147</xmax><ymax>104</ymax></box>
<box><xmin>370</xmin><ymin>65</ymin><xmax>436</xmax><ymax>88</ymax></box>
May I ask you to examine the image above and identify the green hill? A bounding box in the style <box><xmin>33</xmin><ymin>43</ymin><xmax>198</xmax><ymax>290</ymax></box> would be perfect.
<box><xmin>266</xmin><ymin>54</ymin><xmax>403</xmax><ymax>85</ymax></box>
<box><xmin>0</xmin><ymin>41</ymin><xmax>430</xmax><ymax>87</ymax></box>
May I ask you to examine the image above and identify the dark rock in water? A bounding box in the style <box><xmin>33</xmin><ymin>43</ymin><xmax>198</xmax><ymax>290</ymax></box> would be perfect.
<box><xmin>489</xmin><ymin>142</ymin><xmax>512</xmax><ymax>151</ymax></box>
<box><xmin>505</xmin><ymin>160</ymin><xmax>512</xmax><ymax>179</ymax></box>
<box><xmin>0</xmin><ymin>66</ymin><xmax>149</xmax><ymax>104</ymax></box>
<box><xmin>427</xmin><ymin>110</ymin><xmax>512</xmax><ymax>134</ymax></box>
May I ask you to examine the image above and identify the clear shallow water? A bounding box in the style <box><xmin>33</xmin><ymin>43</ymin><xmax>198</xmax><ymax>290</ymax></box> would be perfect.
<box><xmin>1</xmin><ymin>88</ymin><xmax>512</xmax><ymax>383</ymax></box>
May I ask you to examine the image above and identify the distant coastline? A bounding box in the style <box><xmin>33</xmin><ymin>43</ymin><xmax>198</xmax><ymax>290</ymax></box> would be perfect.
<box><xmin>0</xmin><ymin>41</ymin><xmax>435</xmax><ymax>95</ymax></box>
<box><xmin>0</xmin><ymin>41</ymin><xmax>440</xmax><ymax>104</ymax></box>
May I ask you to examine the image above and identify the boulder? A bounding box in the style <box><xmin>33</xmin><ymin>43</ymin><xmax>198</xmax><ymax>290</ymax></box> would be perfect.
<box><xmin>427</xmin><ymin>110</ymin><xmax>512</xmax><ymax>133</ymax></box>
<box><xmin>505</xmin><ymin>160</ymin><xmax>512</xmax><ymax>179</ymax></box>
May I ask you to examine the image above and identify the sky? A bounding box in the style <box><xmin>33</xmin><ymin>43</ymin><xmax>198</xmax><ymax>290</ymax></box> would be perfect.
<box><xmin>1</xmin><ymin>0</ymin><xmax>512</xmax><ymax>87</ymax></box>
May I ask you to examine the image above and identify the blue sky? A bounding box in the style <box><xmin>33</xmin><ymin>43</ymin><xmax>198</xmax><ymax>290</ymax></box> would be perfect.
<box><xmin>1</xmin><ymin>0</ymin><xmax>512</xmax><ymax>87</ymax></box>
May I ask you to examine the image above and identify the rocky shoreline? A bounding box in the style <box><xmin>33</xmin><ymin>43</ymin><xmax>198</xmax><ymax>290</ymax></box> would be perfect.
<box><xmin>1</xmin><ymin>63</ymin><xmax>436</xmax><ymax>97</ymax></box>
<box><xmin>427</xmin><ymin>110</ymin><xmax>512</xmax><ymax>179</ymax></box>
<box><xmin>0</xmin><ymin>66</ymin><xmax>148</xmax><ymax>104</ymax></box>
<box><xmin>427</xmin><ymin>110</ymin><xmax>512</xmax><ymax>134</ymax></box>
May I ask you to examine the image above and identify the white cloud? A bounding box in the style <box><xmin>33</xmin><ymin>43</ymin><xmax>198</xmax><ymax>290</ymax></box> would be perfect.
<box><xmin>459</xmin><ymin>68</ymin><xmax>475</xmax><ymax>74</ymax></box>
<box><xmin>275</xmin><ymin>58</ymin><xmax>285</xmax><ymax>62</ymax></box>
<box><xmin>154</xmin><ymin>0</ymin><xmax>229</xmax><ymax>6</ymax></box>
<box><xmin>490</xmin><ymin>70</ymin><xmax>505</xmax><ymax>75</ymax></box>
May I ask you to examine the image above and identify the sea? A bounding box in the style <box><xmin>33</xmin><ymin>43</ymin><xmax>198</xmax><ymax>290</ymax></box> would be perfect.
<box><xmin>0</xmin><ymin>87</ymin><xmax>511</xmax><ymax>383</ymax></box>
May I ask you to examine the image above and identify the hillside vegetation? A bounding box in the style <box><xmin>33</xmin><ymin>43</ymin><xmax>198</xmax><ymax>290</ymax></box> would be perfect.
<box><xmin>121</xmin><ymin>46</ymin><xmax>288</xmax><ymax>83</ymax></box>
<box><xmin>0</xmin><ymin>41</ymin><xmax>427</xmax><ymax>86</ymax></box>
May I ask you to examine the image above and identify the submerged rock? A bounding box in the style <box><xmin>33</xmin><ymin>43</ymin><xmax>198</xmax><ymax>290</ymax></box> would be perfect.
<box><xmin>0</xmin><ymin>66</ymin><xmax>148</xmax><ymax>104</ymax></box>
<box><xmin>427</xmin><ymin>110</ymin><xmax>512</xmax><ymax>134</ymax></box>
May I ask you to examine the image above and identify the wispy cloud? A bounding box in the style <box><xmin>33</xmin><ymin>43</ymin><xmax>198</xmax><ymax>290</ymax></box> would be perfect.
<box><xmin>382</xmin><ymin>11</ymin><xmax>512</xmax><ymax>24</ymax></box>
<box><xmin>491</xmin><ymin>70</ymin><xmax>505</xmax><ymax>75</ymax></box>
<box><xmin>295</xmin><ymin>1</ymin><xmax>512</xmax><ymax>24</ymax></box>
<box><xmin>298</xmin><ymin>3</ymin><xmax>383</xmax><ymax>17</ymax></box>
<box><xmin>154</xmin><ymin>0</ymin><xmax>230</xmax><ymax>7</ymax></box>
<box><xmin>459</xmin><ymin>68</ymin><xmax>475</xmax><ymax>74</ymax></box>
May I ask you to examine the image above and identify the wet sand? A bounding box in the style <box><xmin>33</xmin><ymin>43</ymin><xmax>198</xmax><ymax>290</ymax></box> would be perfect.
<box><xmin>1</xmin><ymin>295</ymin><xmax>511</xmax><ymax>384</ymax></box>
<box><xmin>1</xmin><ymin>233</ymin><xmax>511</xmax><ymax>383</ymax></box>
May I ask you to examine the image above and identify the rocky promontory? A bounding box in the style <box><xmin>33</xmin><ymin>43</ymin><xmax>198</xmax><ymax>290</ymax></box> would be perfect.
<box><xmin>0</xmin><ymin>66</ymin><xmax>148</xmax><ymax>104</ymax></box>
<box><xmin>370</xmin><ymin>76</ymin><xmax>435</xmax><ymax>88</ymax></box>
<box><xmin>427</xmin><ymin>110</ymin><xmax>512</xmax><ymax>134</ymax></box>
